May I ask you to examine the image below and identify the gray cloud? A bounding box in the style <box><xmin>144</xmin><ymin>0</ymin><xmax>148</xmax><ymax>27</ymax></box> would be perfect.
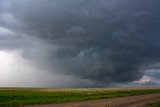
<box><xmin>0</xmin><ymin>0</ymin><xmax>160</xmax><ymax>87</ymax></box>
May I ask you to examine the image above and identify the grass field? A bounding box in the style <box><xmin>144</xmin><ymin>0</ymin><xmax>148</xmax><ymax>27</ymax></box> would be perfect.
<box><xmin>0</xmin><ymin>88</ymin><xmax>160</xmax><ymax>107</ymax></box>
<box><xmin>148</xmin><ymin>103</ymin><xmax>160</xmax><ymax>107</ymax></box>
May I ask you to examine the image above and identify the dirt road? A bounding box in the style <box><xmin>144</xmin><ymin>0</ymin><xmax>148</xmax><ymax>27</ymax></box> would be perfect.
<box><xmin>24</xmin><ymin>93</ymin><xmax>160</xmax><ymax>107</ymax></box>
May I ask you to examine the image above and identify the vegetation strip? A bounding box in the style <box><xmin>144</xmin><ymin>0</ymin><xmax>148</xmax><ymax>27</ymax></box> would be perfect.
<box><xmin>147</xmin><ymin>103</ymin><xmax>160</xmax><ymax>107</ymax></box>
<box><xmin>0</xmin><ymin>88</ymin><xmax>160</xmax><ymax>107</ymax></box>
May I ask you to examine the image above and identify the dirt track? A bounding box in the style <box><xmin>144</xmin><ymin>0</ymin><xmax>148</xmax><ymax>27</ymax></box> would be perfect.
<box><xmin>24</xmin><ymin>93</ymin><xmax>160</xmax><ymax>107</ymax></box>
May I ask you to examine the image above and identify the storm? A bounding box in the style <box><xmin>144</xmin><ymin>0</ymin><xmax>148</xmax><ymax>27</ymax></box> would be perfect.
<box><xmin>0</xmin><ymin>0</ymin><xmax>160</xmax><ymax>87</ymax></box>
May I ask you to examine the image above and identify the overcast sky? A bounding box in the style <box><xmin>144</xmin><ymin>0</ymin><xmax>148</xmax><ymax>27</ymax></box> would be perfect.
<box><xmin>0</xmin><ymin>0</ymin><xmax>160</xmax><ymax>87</ymax></box>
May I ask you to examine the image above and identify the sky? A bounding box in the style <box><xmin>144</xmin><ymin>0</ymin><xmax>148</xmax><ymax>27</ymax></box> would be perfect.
<box><xmin>0</xmin><ymin>0</ymin><xmax>160</xmax><ymax>87</ymax></box>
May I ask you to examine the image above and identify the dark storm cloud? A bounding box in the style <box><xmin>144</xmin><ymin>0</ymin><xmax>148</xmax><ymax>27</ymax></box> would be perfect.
<box><xmin>1</xmin><ymin>0</ymin><xmax>160</xmax><ymax>85</ymax></box>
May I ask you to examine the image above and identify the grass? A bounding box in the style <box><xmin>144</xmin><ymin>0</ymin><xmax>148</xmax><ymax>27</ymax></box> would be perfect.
<box><xmin>0</xmin><ymin>88</ymin><xmax>160</xmax><ymax>107</ymax></box>
<box><xmin>147</xmin><ymin>103</ymin><xmax>160</xmax><ymax>107</ymax></box>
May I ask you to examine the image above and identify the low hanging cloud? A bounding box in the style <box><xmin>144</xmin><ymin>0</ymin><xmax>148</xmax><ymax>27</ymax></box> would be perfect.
<box><xmin>0</xmin><ymin>0</ymin><xmax>160</xmax><ymax>87</ymax></box>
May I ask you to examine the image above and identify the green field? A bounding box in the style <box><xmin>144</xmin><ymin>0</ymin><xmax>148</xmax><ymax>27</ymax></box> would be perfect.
<box><xmin>0</xmin><ymin>88</ymin><xmax>160</xmax><ymax>107</ymax></box>
<box><xmin>148</xmin><ymin>103</ymin><xmax>160</xmax><ymax>107</ymax></box>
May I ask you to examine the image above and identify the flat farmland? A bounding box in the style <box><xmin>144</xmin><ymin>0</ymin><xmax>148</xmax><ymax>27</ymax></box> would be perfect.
<box><xmin>0</xmin><ymin>88</ymin><xmax>160</xmax><ymax>107</ymax></box>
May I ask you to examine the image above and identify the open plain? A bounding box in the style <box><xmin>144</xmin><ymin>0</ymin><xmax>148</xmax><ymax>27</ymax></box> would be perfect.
<box><xmin>0</xmin><ymin>88</ymin><xmax>160</xmax><ymax>107</ymax></box>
